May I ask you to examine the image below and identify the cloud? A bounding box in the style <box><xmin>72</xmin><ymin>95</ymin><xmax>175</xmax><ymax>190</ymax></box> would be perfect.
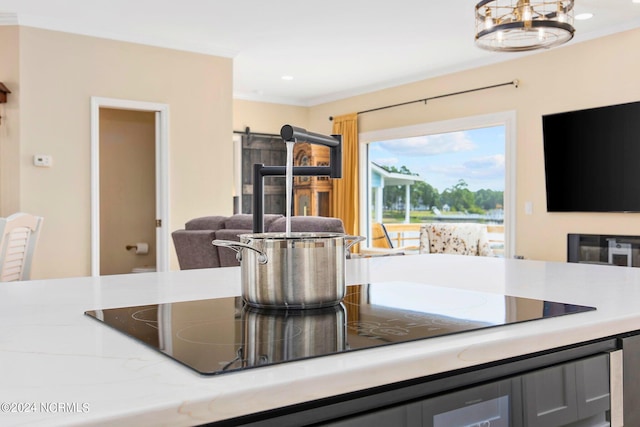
<box><xmin>372</xmin><ymin>157</ymin><xmax>399</xmax><ymax>167</ymax></box>
<box><xmin>423</xmin><ymin>155</ymin><xmax>505</xmax><ymax>189</ymax></box>
<box><xmin>464</xmin><ymin>155</ymin><xmax>505</xmax><ymax>175</ymax></box>
<box><xmin>375</xmin><ymin>132</ymin><xmax>476</xmax><ymax>156</ymax></box>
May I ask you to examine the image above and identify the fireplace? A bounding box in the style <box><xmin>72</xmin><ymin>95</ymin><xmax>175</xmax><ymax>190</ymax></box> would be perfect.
<box><xmin>568</xmin><ymin>234</ymin><xmax>640</xmax><ymax>267</ymax></box>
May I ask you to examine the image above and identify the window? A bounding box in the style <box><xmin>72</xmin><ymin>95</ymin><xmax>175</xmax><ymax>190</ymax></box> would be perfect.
<box><xmin>359</xmin><ymin>112</ymin><xmax>516</xmax><ymax>258</ymax></box>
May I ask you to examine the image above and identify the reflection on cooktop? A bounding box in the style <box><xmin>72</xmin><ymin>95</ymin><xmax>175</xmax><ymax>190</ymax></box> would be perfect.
<box><xmin>84</xmin><ymin>282</ymin><xmax>596</xmax><ymax>375</ymax></box>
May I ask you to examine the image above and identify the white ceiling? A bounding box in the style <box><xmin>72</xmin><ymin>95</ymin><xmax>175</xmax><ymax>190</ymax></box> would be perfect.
<box><xmin>1</xmin><ymin>0</ymin><xmax>640</xmax><ymax>106</ymax></box>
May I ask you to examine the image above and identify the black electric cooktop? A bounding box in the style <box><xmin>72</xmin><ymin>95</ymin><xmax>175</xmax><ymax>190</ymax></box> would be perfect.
<box><xmin>85</xmin><ymin>282</ymin><xmax>595</xmax><ymax>375</ymax></box>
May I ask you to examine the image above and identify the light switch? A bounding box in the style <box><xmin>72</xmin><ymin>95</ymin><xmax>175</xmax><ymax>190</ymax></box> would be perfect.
<box><xmin>33</xmin><ymin>154</ymin><xmax>53</xmax><ymax>167</ymax></box>
<box><xmin>525</xmin><ymin>201</ymin><xmax>533</xmax><ymax>215</ymax></box>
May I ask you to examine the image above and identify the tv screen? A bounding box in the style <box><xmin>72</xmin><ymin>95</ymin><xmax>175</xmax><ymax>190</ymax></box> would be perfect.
<box><xmin>543</xmin><ymin>100</ymin><xmax>640</xmax><ymax>212</ymax></box>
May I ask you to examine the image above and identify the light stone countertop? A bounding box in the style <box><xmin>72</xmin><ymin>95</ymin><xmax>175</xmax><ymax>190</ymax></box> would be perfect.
<box><xmin>1</xmin><ymin>254</ymin><xmax>639</xmax><ymax>426</ymax></box>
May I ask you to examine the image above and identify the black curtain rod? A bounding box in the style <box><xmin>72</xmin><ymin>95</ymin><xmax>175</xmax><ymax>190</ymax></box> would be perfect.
<box><xmin>329</xmin><ymin>79</ymin><xmax>519</xmax><ymax>121</ymax></box>
<box><xmin>233</xmin><ymin>127</ymin><xmax>281</xmax><ymax>138</ymax></box>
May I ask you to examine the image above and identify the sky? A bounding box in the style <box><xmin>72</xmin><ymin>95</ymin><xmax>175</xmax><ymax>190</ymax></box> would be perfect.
<box><xmin>369</xmin><ymin>125</ymin><xmax>505</xmax><ymax>192</ymax></box>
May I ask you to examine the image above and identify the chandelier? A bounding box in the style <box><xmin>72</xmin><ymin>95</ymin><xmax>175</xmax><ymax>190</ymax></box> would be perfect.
<box><xmin>475</xmin><ymin>0</ymin><xmax>575</xmax><ymax>52</ymax></box>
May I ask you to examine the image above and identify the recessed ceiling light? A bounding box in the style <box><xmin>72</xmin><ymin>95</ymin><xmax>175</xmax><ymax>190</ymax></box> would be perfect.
<box><xmin>281</xmin><ymin>75</ymin><xmax>294</xmax><ymax>81</ymax></box>
<box><xmin>633</xmin><ymin>0</ymin><xmax>640</xmax><ymax>4</ymax></box>
<box><xmin>575</xmin><ymin>13</ymin><xmax>594</xmax><ymax>20</ymax></box>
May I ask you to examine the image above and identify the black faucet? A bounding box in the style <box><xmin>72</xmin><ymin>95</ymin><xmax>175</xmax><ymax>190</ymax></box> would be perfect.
<box><xmin>252</xmin><ymin>125</ymin><xmax>342</xmax><ymax>233</ymax></box>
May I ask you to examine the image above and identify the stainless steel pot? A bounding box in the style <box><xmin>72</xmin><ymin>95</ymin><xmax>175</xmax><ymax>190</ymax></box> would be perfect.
<box><xmin>241</xmin><ymin>304</ymin><xmax>347</xmax><ymax>367</ymax></box>
<box><xmin>213</xmin><ymin>232</ymin><xmax>364</xmax><ymax>309</ymax></box>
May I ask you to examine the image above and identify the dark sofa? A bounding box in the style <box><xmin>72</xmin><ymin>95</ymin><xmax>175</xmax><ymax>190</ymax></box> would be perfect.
<box><xmin>171</xmin><ymin>214</ymin><xmax>345</xmax><ymax>269</ymax></box>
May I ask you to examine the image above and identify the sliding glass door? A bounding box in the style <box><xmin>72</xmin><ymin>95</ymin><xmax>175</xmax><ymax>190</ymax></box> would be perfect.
<box><xmin>359</xmin><ymin>112</ymin><xmax>516</xmax><ymax>258</ymax></box>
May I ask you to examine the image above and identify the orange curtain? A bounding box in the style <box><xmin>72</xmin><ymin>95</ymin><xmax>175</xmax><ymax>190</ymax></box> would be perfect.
<box><xmin>331</xmin><ymin>113</ymin><xmax>360</xmax><ymax>238</ymax></box>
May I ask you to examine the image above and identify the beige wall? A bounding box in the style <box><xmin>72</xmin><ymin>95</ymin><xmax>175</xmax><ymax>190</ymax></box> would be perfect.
<box><xmin>237</xmin><ymin>28</ymin><xmax>640</xmax><ymax>262</ymax></box>
<box><xmin>2</xmin><ymin>26</ymin><xmax>233</xmax><ymax>278</ymax></box>
<box><xmin>233</xmin><ymin>99</ymin><xmax>309</xmax><ymax>135</ymax></box>
<box><xmin>0</xmin><ymin>26</ymin><xmax>20</xmax><ymax>215</ymax></box>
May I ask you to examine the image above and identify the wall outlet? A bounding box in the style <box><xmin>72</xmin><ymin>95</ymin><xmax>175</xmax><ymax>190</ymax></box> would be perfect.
<box><xmin>33</xmin><ymin>154</ymin><xmax>53</xmax><ymax>167</ymax></box>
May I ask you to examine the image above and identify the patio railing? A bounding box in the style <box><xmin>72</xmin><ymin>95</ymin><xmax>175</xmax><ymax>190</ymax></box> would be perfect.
<box><xmin>381</xmin><ymin>223</ymin><xmax>505</xmax><ymax>257</ymax></box>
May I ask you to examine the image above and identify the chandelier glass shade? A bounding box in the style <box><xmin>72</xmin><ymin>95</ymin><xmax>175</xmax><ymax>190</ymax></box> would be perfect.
<box><xmin>475</xmin><ymin>0</ymin><xmax>575</xmax><ymax>52</ymax></box>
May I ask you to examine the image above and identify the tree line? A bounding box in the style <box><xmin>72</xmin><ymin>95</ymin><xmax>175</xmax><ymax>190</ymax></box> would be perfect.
<box><xmin>379</xmin><ymin>166</ymin><xmax>503</xmax><ymax>214</ymax></box>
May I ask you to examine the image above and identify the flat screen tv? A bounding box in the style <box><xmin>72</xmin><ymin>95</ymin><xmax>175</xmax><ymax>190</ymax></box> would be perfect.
<box><xmin>543</xmin><ymin>100</ymin><xmax>640</xmax><ymax>212</ymax></box>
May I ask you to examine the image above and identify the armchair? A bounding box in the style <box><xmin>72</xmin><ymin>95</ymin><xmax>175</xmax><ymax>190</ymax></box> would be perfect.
<box><xmin>0</xmin><ymin>212</ymin><xmax>44</xmax><ymax>281</ymax></box>
<box><xmin>172</xmin><ymin>214</ymin><xmax>345</xmax><ymax>269</ymax></box>
<box><xmin>419</xmin><ymin>223</ymin><xmax>494</xmax><ymax>257</ymax></box>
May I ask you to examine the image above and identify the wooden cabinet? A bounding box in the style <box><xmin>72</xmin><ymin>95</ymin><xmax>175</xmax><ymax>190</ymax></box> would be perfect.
<box><xmin>294</xmin><ymin>142</ymin><xmax>332</xmax><ymax>217</ymax></box>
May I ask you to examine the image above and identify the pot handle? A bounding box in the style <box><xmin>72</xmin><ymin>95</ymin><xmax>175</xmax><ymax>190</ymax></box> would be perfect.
<box><xmin>344</xmin><ymin>235</ymin><xmax>366</xmax><ymax>252</ymax></box>
<box><xmin>212</xmin><ymin>240</ymin><xmax>268</xmax><ymax>264</ymax></box>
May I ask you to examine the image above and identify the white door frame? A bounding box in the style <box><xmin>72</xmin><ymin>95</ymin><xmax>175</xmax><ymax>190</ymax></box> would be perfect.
<box><xmin>233</xmin><ymin>133</ymin><xmax>243</xmax><ymax>212</ymax></box>
<box><xmin>90</xmin><ymin>97</ymin><xmax>170</xmax><ymax>276</ymax></box>
<box><xmin>358</xmin><ymin>111</ymin><xmax>517</xmax><ymax>259</ymax></box>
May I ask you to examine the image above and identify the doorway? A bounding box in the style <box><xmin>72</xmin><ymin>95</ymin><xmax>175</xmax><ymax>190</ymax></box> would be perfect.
<box><xmin>90</xmin><ymin>97</ymin><xmax>169</xmax><ymax>276</ymax></box>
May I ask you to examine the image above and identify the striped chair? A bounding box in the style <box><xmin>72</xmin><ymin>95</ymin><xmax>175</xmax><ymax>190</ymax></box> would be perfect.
<box><xmin>419</xmin><ymin>223</ymin><xmax>494</xmax><ymax>257</ymax></box>
<box><xmin>0</xmin><ymin>213</ymin><xmax>44</xmax><ymax>281</ymax></box>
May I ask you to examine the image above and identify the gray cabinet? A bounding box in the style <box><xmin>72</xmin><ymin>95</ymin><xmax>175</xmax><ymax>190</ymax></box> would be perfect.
<box><xmin>622</xmin><ymin>334</ymin><xmax>640</xmax><ymax>426</ymax></box>
<box><xmin>575</xmin><ymin>354</ymin><xmax>610</xmax><ymax>419</ymax></box>
<box><xmin>256</xmin><ymin>342</ymin><xmax>616</xmax><ymax>427</ymax></box>
<box><xmin>323</xmin><ymin>403</ymin><xmax>421</xmax><ymax>427</ymax></box>
<box><xmin>522</xmin><ymin>354</ymin><xmax>610</xmax><ymax>427</ymax></box>
<box><xmin>324</xmin><ymin>379</ymin><xmax>515</xmax><ymax>427</ymax></box>
<box><xmin>324</xmin><ymin>354</ymin><xmax>611</xmax><ymax>427</ymax></box>
<box><xmin>522</xmin><ymin>363</ymin><xmax>578</xmax><ymax>427</ymax></box>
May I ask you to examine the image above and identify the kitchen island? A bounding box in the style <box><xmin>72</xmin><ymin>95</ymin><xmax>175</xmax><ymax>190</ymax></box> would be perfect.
<box><xmin>1</xmin><ymin>254</ymin><xmax>639</xmax><ymax>426</ymax></box>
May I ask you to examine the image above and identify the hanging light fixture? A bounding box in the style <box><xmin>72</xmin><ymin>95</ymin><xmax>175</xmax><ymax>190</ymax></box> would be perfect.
<box><xmin>475</xmin><ymin>0</ymin><xmax>575</xmax><ymax>52</ymax></box>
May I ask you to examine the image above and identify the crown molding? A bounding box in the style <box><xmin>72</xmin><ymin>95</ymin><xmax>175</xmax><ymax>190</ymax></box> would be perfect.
<box><xmin>0</xmin><ymin>13</ymin><xmax>18</xmax><ymax>25</ymax></box>
<box><xmin>2</xmin><ymin>13</ymin><xmax>238</xmax><ymax>58</ymax></box>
